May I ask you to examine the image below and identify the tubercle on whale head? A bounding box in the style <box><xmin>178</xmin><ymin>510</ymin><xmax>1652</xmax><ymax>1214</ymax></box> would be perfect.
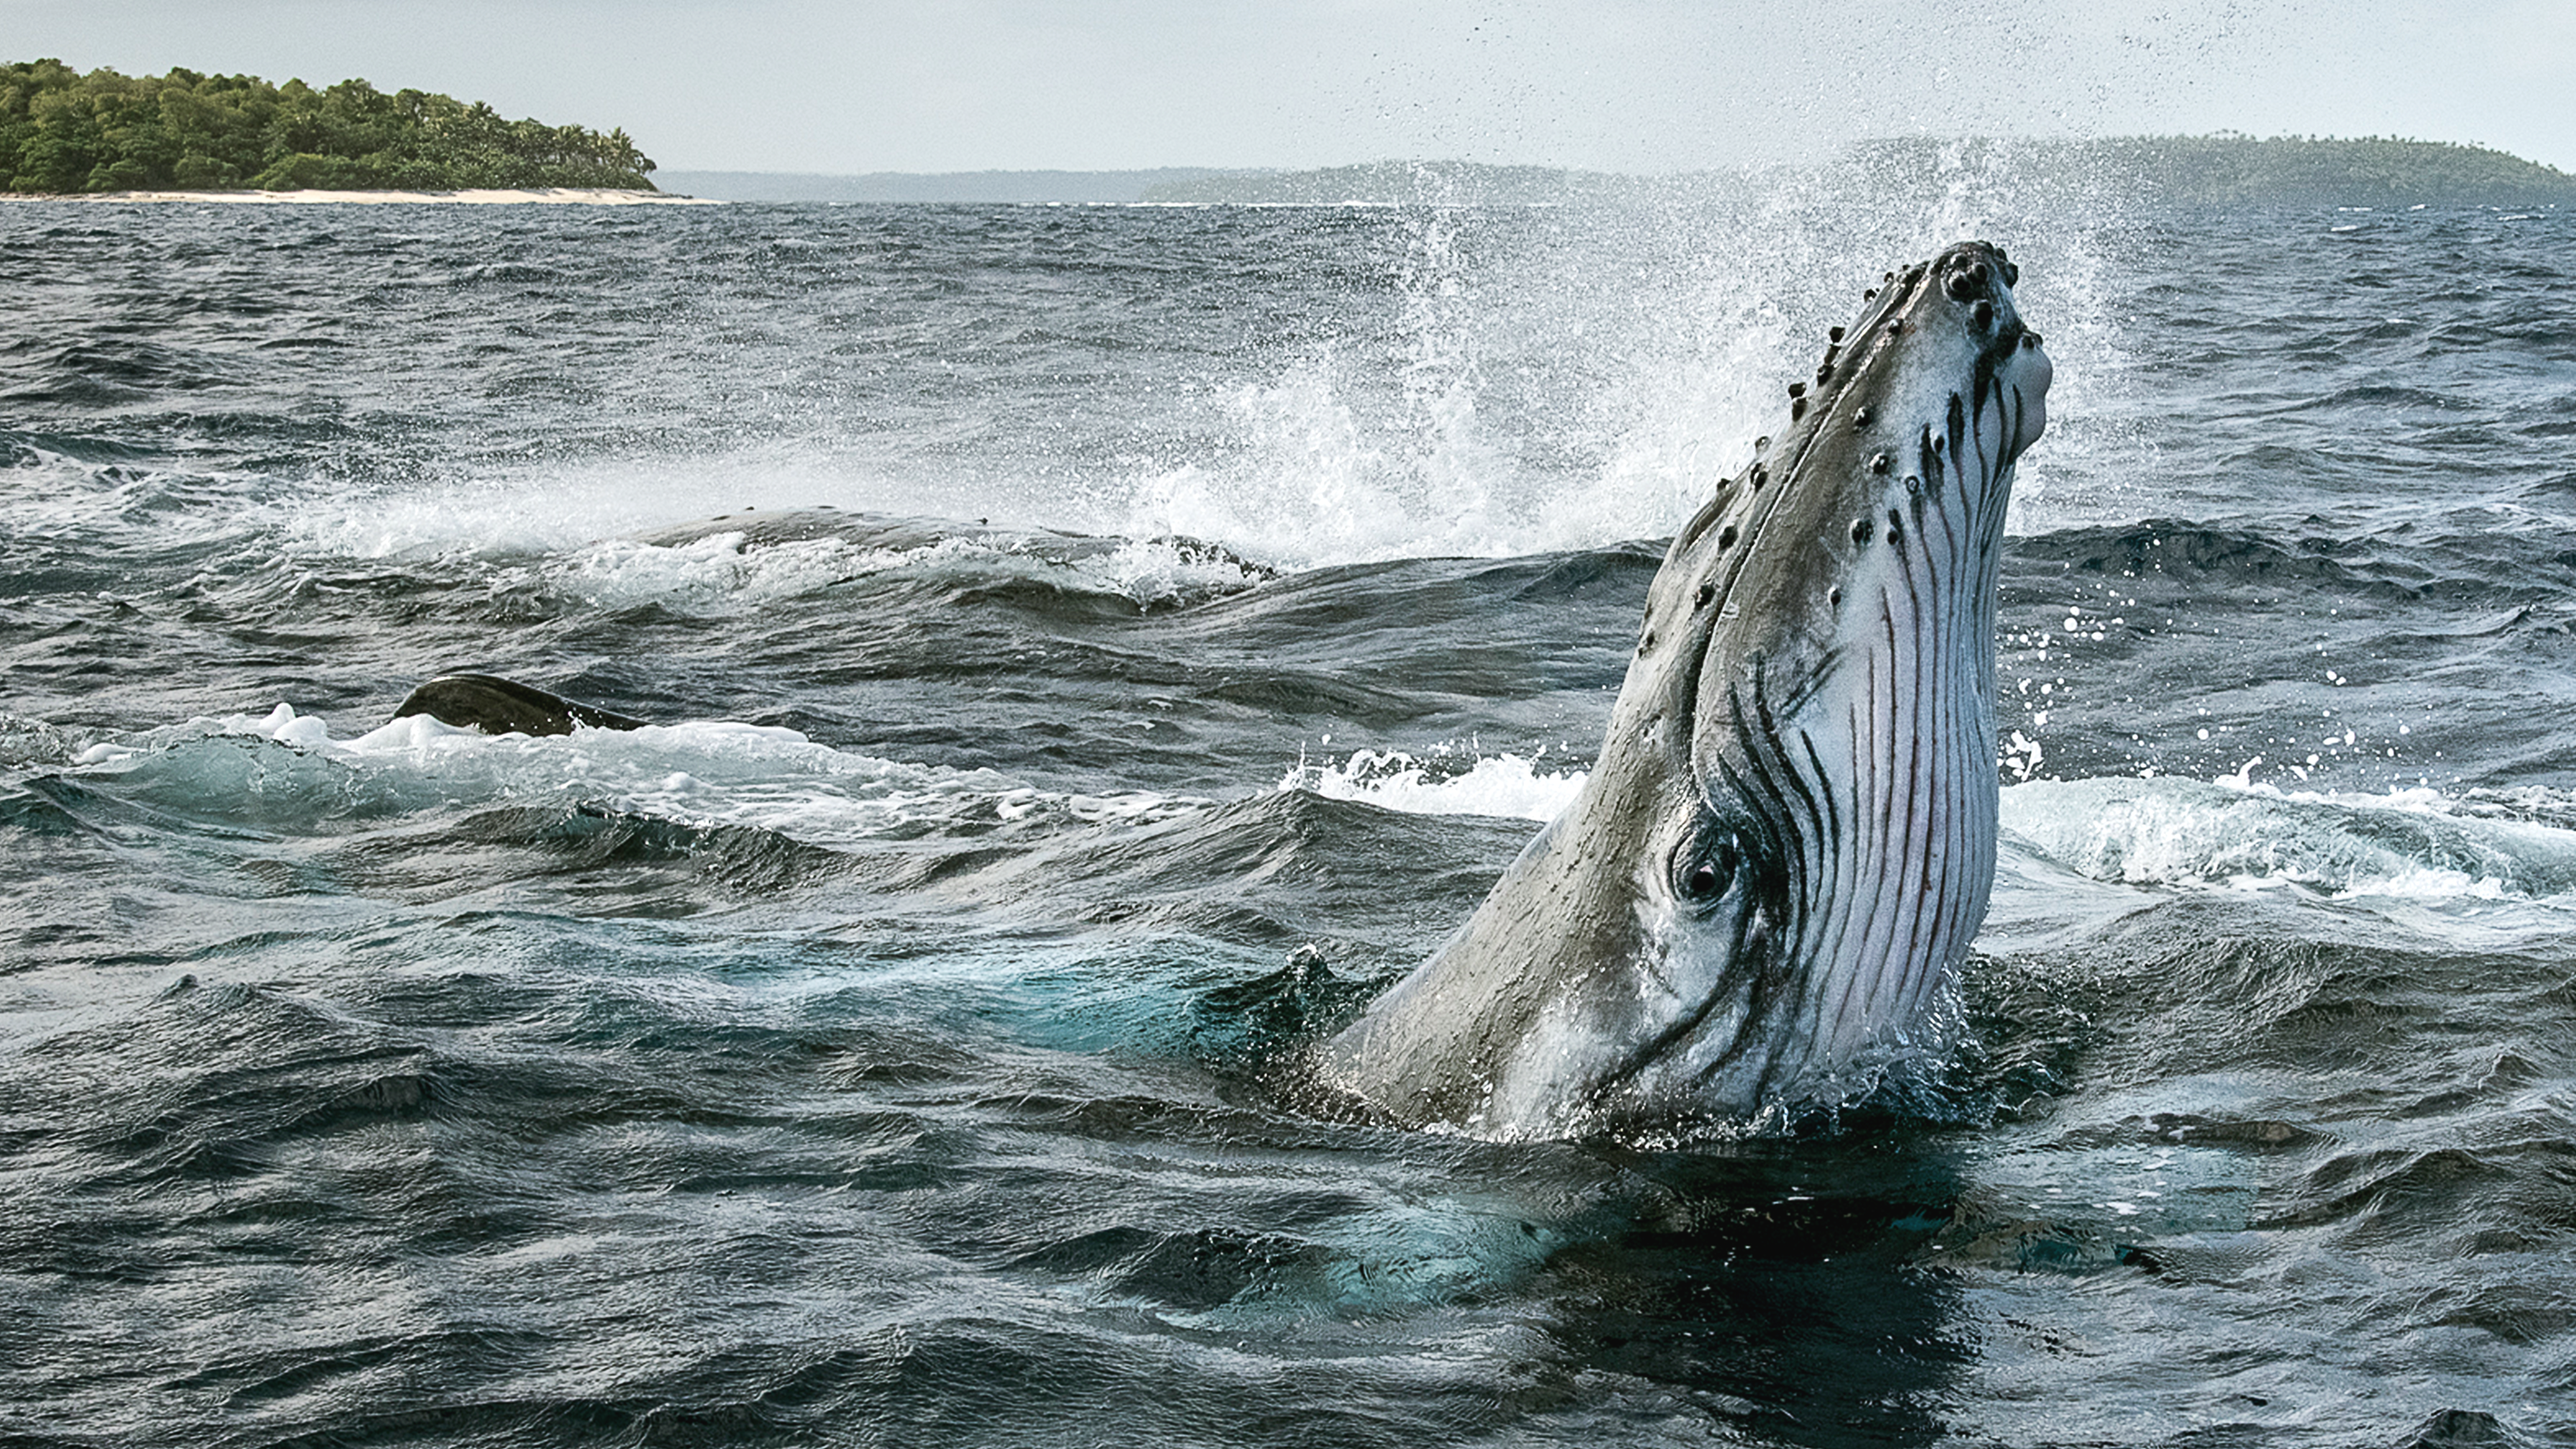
<box><xmin>1314</xmin><ymin>241</ymin><xmax>2051</xmax><ymax>1140</ymax></box>
<box><xmin>1638</xmin><ymin>251</ymin><xmax>2040</xmax><ymax>673</ymax></box>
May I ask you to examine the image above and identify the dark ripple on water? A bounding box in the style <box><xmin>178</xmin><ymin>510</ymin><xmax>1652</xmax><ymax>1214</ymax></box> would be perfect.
<box><xmin>3</xmin><ymin>199</ymin><xmax>2574</xmax><ymax>1446</ymax></box>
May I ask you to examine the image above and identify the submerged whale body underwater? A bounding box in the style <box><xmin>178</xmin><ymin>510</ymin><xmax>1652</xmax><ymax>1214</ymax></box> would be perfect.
<box><xmin>7</xmin><ymin>197</ymin><xmax>2573</xmax><ymax>1446</ymax></box>
<box><xmin>397</xmin><ymin>241</ymin><xmax>2054</xmax><ymax>1140</ymax></box>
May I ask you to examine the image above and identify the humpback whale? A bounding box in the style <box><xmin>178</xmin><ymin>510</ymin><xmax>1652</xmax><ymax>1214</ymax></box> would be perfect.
<box><xmin>1318</xmin><ymin>241</ymin><xmax>2051</xmax><ymax>1138</ymax></box>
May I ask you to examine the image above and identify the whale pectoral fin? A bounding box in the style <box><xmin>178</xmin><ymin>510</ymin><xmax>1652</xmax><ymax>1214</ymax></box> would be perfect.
<box><xmin>392</xmin><ymin>674</ymin><xmax>649</xmax><ymax>737</ymax></box>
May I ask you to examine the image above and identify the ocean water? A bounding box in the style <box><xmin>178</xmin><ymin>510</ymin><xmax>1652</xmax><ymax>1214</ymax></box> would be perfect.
<box><xmin>2</xmin><ymin>178</ymin><xmax>2572</xmax><ymax>1447</ymax></box>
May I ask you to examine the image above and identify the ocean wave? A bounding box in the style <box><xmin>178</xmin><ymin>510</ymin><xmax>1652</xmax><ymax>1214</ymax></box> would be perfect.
<box><xmin>260</xmin><ymin>495</ymin><xmax>1276</xmax><ymax>614</ymax></box>
<box><xmin>64</xmin><ymin>702</ymin><xmax>1201</xmax><ymax>849</ymax></box>
<box><xmin>2000</xmin><ymin>775</ymin><xmax>2576</xmax><ymax>904</ymax></box>
<box><xmin>559</xmin><ymin>526</ymin><xmax>1268</xmax><ymax>614</ymax></box>
<box><xmin>0</xmin><ymin>448</ymin><xmax>273</xmax><ymax>548</ymax></box>
<box><xmin>1277</xmin><ymin>745</ymin><xmax>1585</xmax><ymax>822</ymax></box>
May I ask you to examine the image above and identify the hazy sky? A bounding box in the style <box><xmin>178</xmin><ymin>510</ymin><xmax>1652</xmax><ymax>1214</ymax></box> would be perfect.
<box><xmin>7</xmin><ymin>0</ymin><xmax>2571</xmax><ymax>174</ymax></box>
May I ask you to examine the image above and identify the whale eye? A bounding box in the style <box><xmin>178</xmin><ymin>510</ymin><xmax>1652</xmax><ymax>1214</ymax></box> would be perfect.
<box><xmin>1674</xmin><ymin>830</ymin><xmax>1742</xmax><ymax>908</ymax></box>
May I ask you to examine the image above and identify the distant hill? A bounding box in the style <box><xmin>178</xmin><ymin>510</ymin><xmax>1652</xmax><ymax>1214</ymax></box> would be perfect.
<box><xmin>655</xmin><ymin>168</ymin><xmax>1233</xmax><ymax>203</ymax></box>
<box><xmin>0</xmin><ymin>58</ymin><xmax>655</xmax><ymax>193</ymax></box>
<box><xmin>1140</xmin><ymin>138</ymin><xmax>2576</xmax><ymax>209</ymax></box>
<box><xmin>650</xmin><ymin>138</ymin><xmax>2575</xmax><ymax>209</ymax></box>
<box><xmin>1847</xmin><ymin>134</ymin><xmax>2576</xmax><ymax>208</ymax></box>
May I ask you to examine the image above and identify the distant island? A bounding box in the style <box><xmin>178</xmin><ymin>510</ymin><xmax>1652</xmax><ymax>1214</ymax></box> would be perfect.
<box><xmin>1134</xmin><ymin>138</ymin><xmax>2576</xmax><ymax>209</ymax></box>
<box><xmin>1854</xmin><ymin>134</ymin><xmax>2576</xmax><ymax>209</ymax></box>
<box><xmin>0</xmin><ymin>58</ymin><xmax>656</xmax><ymax>194</ymax></box>
<box><xmin>665</xmin><ymin>136</ymin><xmax>2576</xmax><ymax>209</ymax></box>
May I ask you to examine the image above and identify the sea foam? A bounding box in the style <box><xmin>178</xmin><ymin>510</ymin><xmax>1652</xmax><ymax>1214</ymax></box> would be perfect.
<box><xmin>71</xmin><ymin>704</ymin><xmax>1198</xmax><ymax>850</ymax></box>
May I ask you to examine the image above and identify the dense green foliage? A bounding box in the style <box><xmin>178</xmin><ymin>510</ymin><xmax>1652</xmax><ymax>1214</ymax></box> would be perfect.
<box><xmin>0</xmin><ymin>58</ymin><xmax>656</xmax><ymax>193</ymax></box>
<box><xmin>2141</xmin><ymin>133</ymin><xmax>2576</xmax><ymax>204</ymax></box>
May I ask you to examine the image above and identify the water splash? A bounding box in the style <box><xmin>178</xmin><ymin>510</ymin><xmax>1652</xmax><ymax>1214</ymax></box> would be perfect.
<box><xmin>1107</xmin><ymin>162</ymin><xmax>2133</xmax><ymax>568</ymax></box>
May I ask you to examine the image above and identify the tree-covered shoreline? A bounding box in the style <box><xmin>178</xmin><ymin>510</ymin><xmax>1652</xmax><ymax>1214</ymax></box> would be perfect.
<box><xmin>0</xmin><ymin>59</ymin><xmax>656</xmax><ymax>194</ymax></box>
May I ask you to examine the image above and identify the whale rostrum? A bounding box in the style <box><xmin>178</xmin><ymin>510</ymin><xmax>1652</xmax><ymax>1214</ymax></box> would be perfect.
<box><xmin>1316</xmin><ymin>241</ymin><xmax>2052</xmax><ymax>1138</ymax></box>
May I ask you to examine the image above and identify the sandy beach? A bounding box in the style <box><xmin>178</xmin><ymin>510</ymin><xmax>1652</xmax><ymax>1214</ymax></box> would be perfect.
<box><xmin>34</xmin><ymin>186</ymin><xmax>718</xmax><ymax>205</ymax></box>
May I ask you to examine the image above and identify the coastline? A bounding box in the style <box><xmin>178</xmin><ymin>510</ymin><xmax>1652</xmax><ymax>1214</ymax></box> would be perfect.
<box><xmin>17</xmin><ymin>186</ymin><xmax>718</xmax><ymax>206</ymax></box>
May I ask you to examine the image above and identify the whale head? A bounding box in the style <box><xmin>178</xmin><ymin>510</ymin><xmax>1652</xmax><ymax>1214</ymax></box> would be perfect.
<box><xmin>1321</xmin><ymin>241</ymin><xmax>2051</xmax><ymax>1137</ymax></box>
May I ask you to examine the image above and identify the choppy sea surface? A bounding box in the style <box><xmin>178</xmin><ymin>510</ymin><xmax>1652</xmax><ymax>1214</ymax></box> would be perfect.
<box><xmin>3</xmin><ymin>176</ymin><xmax>2572</xmax><ymax>1447</ymax></box>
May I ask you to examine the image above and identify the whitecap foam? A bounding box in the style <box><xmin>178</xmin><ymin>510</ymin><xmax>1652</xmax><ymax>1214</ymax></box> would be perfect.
<box><xmin>1279</xmin><ymin>747</ymin><xmax>1585</xmax><ymax>822</ymax></box>
<box><xmin>557</xmin><ymin>530</ymin><xmax>928</xmax><ymax>610</ymax></box>
<box><xmin>263</xmin><ymin>449</ymin><xmax>937</xmax><ymax>563</ymax></box>
<box><xmin>1089</xmin><ymin>536</ymin><xmax>1272</xmax><ymax>607</ymax></box>
<box><xmin>73</xmin><ymin>704</ymin><xmax>1203</xmax><ymax>849</ymax></box>
<box><xmin>2000</xmin><ymin>775</ymin><xmax>2576</xmax><ymax>906</ymax></box>
<box><xmin>555</xmin><ymin>529</ymin><xmax>1265</xmax><ymax>614</ymax></box>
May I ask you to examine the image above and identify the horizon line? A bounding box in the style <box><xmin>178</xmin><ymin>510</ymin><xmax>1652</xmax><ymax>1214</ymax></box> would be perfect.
<box><xmin>651</xmin><ymin>134</ymin><xmax>2564</xmax><ymax>181</ymax></box>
